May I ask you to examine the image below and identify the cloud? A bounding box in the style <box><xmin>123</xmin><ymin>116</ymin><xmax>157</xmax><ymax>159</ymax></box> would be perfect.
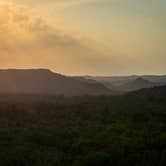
<box><xmin>52</xmin><ymin>0</ymin><xmax>106</xmax><ymax>10</ymax></box>
<box><xmin>0</xmin><ymin>3</ymin><xmax>113</xmax><ymax>74</ymax></box>
<box><xmin>12</xmin><ymin>0</ymin><xmax>105</xmax><ymax>7</ymax></box>
<box><xmin>0</xmin><ymin>3</ymin><xmax>80</xmax><ymax>50</ymax></box>
<box><xmin>9</xmin><ymin>0</ymin><xmax>109</xmax><ymax>14</ymax></box>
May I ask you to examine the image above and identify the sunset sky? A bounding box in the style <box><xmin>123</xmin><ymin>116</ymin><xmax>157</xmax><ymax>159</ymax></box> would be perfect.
<box><xmin>0</xmin><ymin>0</ymin><xmax>166</xmax><ymax>75</ymax></box>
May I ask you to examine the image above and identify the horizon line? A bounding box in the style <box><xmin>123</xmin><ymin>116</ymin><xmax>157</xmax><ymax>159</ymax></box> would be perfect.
<box><xmin>0</xmin><ymin>68</ymin><xmax>166</xmax><ymax>77</ymax></box>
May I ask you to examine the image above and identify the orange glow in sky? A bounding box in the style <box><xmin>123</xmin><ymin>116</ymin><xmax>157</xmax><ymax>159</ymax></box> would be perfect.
<box><xmin>0</xmin><ymin>0</ymin><xmax>166</xmax><ymax>75</ymax></box>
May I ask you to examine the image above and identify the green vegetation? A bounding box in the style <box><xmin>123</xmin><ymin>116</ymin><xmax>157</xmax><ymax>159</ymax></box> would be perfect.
<box><xmin>0</xmin><ymin>89</ymin><xmax>166</xmax><ymax>166</ymax></box>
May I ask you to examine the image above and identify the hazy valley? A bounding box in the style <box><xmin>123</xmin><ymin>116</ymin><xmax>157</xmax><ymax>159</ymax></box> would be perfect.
<box><xmin>0</xmin><ymin>69</ymin><xmax>165</xmax><ymax>95</ymax></box>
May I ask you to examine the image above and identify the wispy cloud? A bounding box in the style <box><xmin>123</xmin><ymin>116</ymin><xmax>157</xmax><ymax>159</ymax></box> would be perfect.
<box><xmin>0</xmin><ymin>3</ymin><xmax>113</xmax><ymax>74</ymax></box>
<box><xmin>9</xmin><ymin>0</ymin><xmax>109</xmax><ymax>11</ymax></box>
<box><xmin>13</xmin><ymin>0</ymin><xmax>105</xmax><ymax>6</ymax></box>
<box><xmin>52</xmin><ymin>0</ymin><xmax>105</xmax><ymax>10</ymax></box>
<box><xmin>0</xmin><ymin>3</ymin><xmax>81</xmax><ymax>52</ymax></box>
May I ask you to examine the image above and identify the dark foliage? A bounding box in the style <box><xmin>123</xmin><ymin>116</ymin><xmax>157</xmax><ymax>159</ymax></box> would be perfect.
<box><xmin>0</xmin><ymin>86</ymin><xmax>166</xmax><ymax>165</ymax></box>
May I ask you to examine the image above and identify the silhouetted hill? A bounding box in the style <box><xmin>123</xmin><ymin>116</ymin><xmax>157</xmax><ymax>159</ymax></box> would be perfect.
<box><xmin>86</xmin><ymin>76</ymin><xmax>165</xmax><ymax>92</ymax></box>
<box><xmin>86</xmin><ymin>75</ymin><xmax>166</xmax><ymax>84</ymax></box>
<box><xmin>99</xmin><ymin>77</ymin><xmax>160</xmax><ymax>92</ymax></box>
<box><xmin>72</xmin><ymin>76</ymin><xmax>99</xmax><ymax>84</ymax></box>
<box><xmin>128</xmin><ymin>85</ymin><xmax>166</xmax><ymax>102</ymax></box>
<box><xmin>0</xmin><ymin>69</ymin><xmax>110</xmax><ymax>95</ymax></box>
<box><xmin>116</xmin><ymin>77</ymin><xmax>159</xmax><ymax>91</ymax></box>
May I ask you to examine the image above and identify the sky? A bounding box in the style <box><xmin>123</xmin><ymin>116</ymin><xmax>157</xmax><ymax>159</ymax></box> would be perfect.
<box><xmin>0</xmin><ymin>0</ymin><xmax>166</xmax><ymax>75</ymax></box>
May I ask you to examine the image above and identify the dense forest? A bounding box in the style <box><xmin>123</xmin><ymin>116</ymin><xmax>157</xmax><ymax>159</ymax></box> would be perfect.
<box><xmin>0</xmin><ymin>86</ymin><xmax>166</xmax><ymax>165</ymax></box>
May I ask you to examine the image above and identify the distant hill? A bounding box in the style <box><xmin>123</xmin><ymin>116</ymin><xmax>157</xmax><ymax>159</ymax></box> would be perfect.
<box><xmin>114</xmin><ymin>77</ymin><xmax>161</xmax><ymax>92</ymax></box>
<box><xmin>127</xmin><ymin>85</ymin><xmax>166</xmax><ymax>104</ymax></box>
<box><xmin>72</xmin><ymin>76</ymin><xmax>99</xmax><ymax>84</ymax></box>
<box><xmin>0</xmin><ymin>69</ymin><xmax>111</xmax><ymax>95</ymax></box>
<box><xmin>86</xmin><ymin>76</ymin><xmax>166</xmax><ymax>92</ymax></box>
<box><xmin>86</xmin><ymin>75</ymin><xmax>166</xmax><ymax>84</ymax></box>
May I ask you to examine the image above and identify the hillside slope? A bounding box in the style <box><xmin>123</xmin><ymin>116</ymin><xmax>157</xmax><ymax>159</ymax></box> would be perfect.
<box><xmin>0</xmin><ymin>69</ymin><xmax>110</xmax><ymax>95</ymax></box>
